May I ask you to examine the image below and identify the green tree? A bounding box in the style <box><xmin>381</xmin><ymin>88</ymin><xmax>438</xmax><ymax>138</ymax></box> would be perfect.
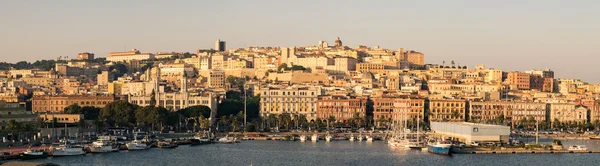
<box><xmin>290</xmin><ymin>65</ymin><xmax>306</xmax><ymax>71</ymax></box>
<box><xmin>178</xmin><ymin>105</ymin><xmax>212</xmax><ymax>119</ymax></box>
<box><xmin>63</xmin><ymin>104</ymin><xmax>82</xmax><ymax>114</ymax></box>
<box><xmin>100</xmin><ymin>100</ymin><xmax>138</xmax><ymax>127</ymax></box>
<box><xmin>6</xmin><ymin>120</ymin><xmax>22</xmax><ymax>140</ymax></box>
<box><xmin>81</xmin><ymin>106</ymin><xmax>101</xmax><ymax>120</ymax></box>
<box><xmin>277</xmin><ymin>63</ymin><xmax>288</xmax><ymax>71</ymax></box>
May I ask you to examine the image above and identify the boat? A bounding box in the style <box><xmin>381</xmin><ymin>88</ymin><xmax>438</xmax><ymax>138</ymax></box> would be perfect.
<box><xmin>567</xmin><ymin>145</ymin><xmax>588</xmax><ymax>151</ymax></box>
<box><xmin>590</xmin><ymin>135</ymin><xmax>600</xmax><ymax>140</ymax></box>
<box><xmin>126</xmin><ymin>140</ymin><xmax>149</xmax><ymax>150</ymax></box>
<box><xmin>89</xmin><ymin>137</ymin><xmax>119</xmax><ymax>153</ymax></box>
<box><xmin>357</xmin><ymin>135</ymin><xmax>363</xmax><ymax>141</ymax></box>
<box><xmin>299</xmin><ymin>135</ymin><xmax>307</xmax><ymax>142</ymax></box>
<box><xmin>20</xmin><ymin>149</ymin><xmax>48</xmax><ymax>160</ymax></box>
<box><xmin>366</xmin><ymin>135</ymin><xmax>373</xmax><ymax>142</ymax></box>
<box><xmin>194</xmin><ymin>130</ymin><xmax>214</xmax><ymax>144</ymax></box>
<box><xmin>157</xmin><ymin>141</ymin><xmax>178</xmax><ymax>148</ymax></box>
<box><xmin>50</xmin><ymin>143</ymin><xmax>86</xmax><ymax>156</ymax></box>
<box><xmin>349</xmin><ymin>135</ymin><xmax>355</xmax><ymax>142</ymax></box>
<box><xmin>311</xmin><ymin>134</ymin><xmax>319</xmax><ymax>142</ymax></box>
<box><xmin>217</xmin><ymin>135</ymin><xmax>235</xmax><ymax>144</ymax></box>
<box><xmin>426</xmin><ymin>140</ymin><xmax>452</xmax><ymax>155</ymax></box>
<box><xmin>325</xmin><ymin>135</ymin><xmax>333</xmax><ymax>142</ymax></box>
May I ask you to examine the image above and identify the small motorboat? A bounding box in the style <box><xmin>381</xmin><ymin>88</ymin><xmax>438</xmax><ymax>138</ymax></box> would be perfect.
<box><xmin>157</xmin><ymin>141</ymin><xmax>178</xmax><ymax>149</ymax></box>
<box><xmin>299</xmin><ymin>135</ymin><xmax>307</xmax><ymax>142</ymax></box>
<box><xmin>89</xmin><ymin>138</ymin><xmax>119</xmax><ymax>153</ymax></box>
<box><xmin>217</xmin><ymin>136</ymin><xmax>235</xmax><ymax>144</ymax></box>
<box><xmin>567</xmin><ymin>145</ymin><xmax>588</xmax><ymax>151</ymax></box>
<box><xmin>366</xmin><ymin>135</ymin><xmax>374</xmax><ymax>142</ymax></box>
<box><xmin>126</xmin><ymin>140</ymin><xmax>150</xmax><ymax>150</ymax></box>
<box><xmin>325</xmin><ymin>135</ymin><xmax>333</xmax><ymax>142</ymax></box>
<box><xmin>20</xmin><ymin>149</ymin><xmax>48</xmax><ymax>160</ymax></box>
<box><xmin>311</xmin><ymin>134</ymin><xmax>319</xmax><ymax>142</ymax></box>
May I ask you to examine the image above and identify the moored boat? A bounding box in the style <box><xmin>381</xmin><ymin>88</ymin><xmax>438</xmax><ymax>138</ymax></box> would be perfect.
<box><xmin>157</xmin><ymin>141</ymin><xmax>178</xmax><ymax>148</ymax></box>
<box><xmin>299</xmin><ymin>135</ymin><xmax>307</xmax><ymax>142</ymax></box>
<box><xmin>567</xmin><ymin>145</ymin><xmax>588</xmax><ymax>151</ymax></box>
<box><xmin>427</xmin><ymin>140</ymin><xmax>452</xmax><ymax>155</ymax></box>
<box><xmin>89</xmin><ymin>138</ymin><xmax>119</xmax><ymax>153</ymax></box>
<box><xmin>325</xmin><ymin>135</ymin><xmax>333</xmax><ymax>142</ymax></box>
<box><xmin>217</xmin><ymin>135</ymin><xmax>235</xmax><ymax>144</ymax></box>
<box><xmin>126</xmin><ymin>140</ymin><xmax>149</xmax><ymax>150</ymax></box>
<box><xmin>349</xmin><ymin>135</ymin><xmax>355</xmax><ymax>142</ymax></box>
<box><xmin>590</xmin><ymin>135</ymin><xmax>600</xmax><ymax>140</ymax></box>
<box><xmin>311</xmin><ymin>134</ymin><xmax>319</xmax><ymax>142</ymax></box>
<box><xmin>20</xmin><ymin>149</ymin><xmax>48</xmax><ymax>160</ymax></box>
<box><xmin>50</xmin><ymin>144</ymin><xmax>86</xmax><ymax>156</ymax></box>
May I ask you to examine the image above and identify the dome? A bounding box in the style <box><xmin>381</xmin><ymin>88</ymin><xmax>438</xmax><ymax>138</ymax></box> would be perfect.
<box><xmin>334</xmin><ymin>37</ymin><xmax>342</xmax><ymax>47</ymax></box>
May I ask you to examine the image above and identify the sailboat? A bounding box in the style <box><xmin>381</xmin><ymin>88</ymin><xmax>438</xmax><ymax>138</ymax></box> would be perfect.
<box><xmin>388</xmin><ymin>108</ymin><xmax>410</xmax><ymax>149</ymax></box>
<box><xmin>408</xmin><ymin>117</ymin><xmax>424</xmax><ymax>149</ymax></box>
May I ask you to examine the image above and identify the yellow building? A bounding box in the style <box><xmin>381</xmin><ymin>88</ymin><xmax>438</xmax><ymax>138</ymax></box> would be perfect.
<box><xmin>260</xmin><ymin>86</ymin><xmax>321</xmax><ymax>121</ymax></box>
<box><xmin>429</xmin><ymin>99</ymin><xmax>467</xmax><ymax>122</ymax></box>
<box><xmin>32</xmin><ymin>95</ymin><xmax>115</xmax><ymax>113</ymax></box>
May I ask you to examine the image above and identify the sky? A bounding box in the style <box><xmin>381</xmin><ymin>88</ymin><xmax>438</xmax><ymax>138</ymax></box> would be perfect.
<box><xmin>1</xmin><ymin>0</ymin><xmax>599</xmax><ymax>82</ymax></box>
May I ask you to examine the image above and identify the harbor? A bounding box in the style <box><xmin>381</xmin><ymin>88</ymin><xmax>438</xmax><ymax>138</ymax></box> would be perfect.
<box><xmin>3</xmin><ymin>140</ymin><xmax>600</xmax><ymax>166</ymax></box>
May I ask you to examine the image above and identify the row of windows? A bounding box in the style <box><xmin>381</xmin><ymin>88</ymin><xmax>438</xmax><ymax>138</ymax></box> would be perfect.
<box><xmin>35</xmin><ymin>100</ymin><xmax>110</xmax><ymax>106</ymax></box>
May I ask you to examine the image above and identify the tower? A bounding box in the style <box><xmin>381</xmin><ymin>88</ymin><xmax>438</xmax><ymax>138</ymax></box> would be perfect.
<box><xmin>215</xmin><ymin>39</ymin><xmax>226</xmax><ymax>51</ymax></box>
<box><xmin>181</xmin><ymin>72</ymin><xmax>188</xmax><ymax>92</ymax></box>
<box><xmin>334</xmin><ymin>37</ymin><xmax>342</xmax><ymax>47</ymax></box>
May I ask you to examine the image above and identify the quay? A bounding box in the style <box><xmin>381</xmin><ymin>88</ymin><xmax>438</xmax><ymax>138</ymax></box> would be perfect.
<box><xmin>453</xmin><ymin>149</ymin><xmax>600</xmax><ymax>154</ymax></box>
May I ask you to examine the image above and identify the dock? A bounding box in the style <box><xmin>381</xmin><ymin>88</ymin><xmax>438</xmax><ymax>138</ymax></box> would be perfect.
<box><xmin>453</xmin><ymin>149</ymin><xmax>600</xmax><ymax>154</ymax></box>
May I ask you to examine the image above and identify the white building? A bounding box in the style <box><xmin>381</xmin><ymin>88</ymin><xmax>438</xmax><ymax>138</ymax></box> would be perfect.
<box><xmin>107</xmin><ymin>49</ymin><xmax>155</xmax><ymax>62</ymax></box>
<box><xmin>431</xmin><ymin>122</ymin><xmax>510</xmax><ymax>143</ymax></box>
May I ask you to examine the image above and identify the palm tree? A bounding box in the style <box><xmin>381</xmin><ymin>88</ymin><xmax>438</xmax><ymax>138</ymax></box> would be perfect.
<box><xmin>219</xmin><ymin>115</ymin><xmax>229</xmax><ymax>131</ymax></box>
<box><xmin>6</xmin><ymin>120</ymin><xmax>21</xmax><ymax>141</ymax></box>
<box><xmin>230</xmin><ymin>115</ymin><xmax>239</xmax><ymax>132</ymax></box>
<box><xmin>327</xmin><ymin>116</ymin><xmax>336</xmax><ymax>130</ymax></box>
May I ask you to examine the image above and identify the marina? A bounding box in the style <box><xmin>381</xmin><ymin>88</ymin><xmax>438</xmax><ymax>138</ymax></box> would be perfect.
<box><xmin>3</xmin><ymin>140</ymin><xmax>600</xmax><ymax>166</ymax></box>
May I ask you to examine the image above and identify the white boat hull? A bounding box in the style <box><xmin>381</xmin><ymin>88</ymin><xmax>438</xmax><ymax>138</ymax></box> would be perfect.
<box><xmin>51</xmin><ymin>148</ymin><xmax>86</xmax><ymax>156</ymax></box>
<box><xmin>90</xmin><ymin>146</ymin><xmax>119</xmax><ymax>153</ymax></box>
<box><xmin>126</xmin><ymin>143</ymin><xmax>149</xmax><ymax>150</ymax></box>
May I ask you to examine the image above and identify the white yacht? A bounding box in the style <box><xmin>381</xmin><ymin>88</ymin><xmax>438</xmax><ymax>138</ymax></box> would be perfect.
<box><xmin>299</xmin><ymin>135</ymin><xmax>307</xmax><ymax>142</ymax></box>
<box><xmin>50</xmin><ymin>143</ymin><xmax>86</xmax><ymax>156</ymax></box>
<box><xmin>311</xmin><ymin>134</ymin><xmax>319</xmax><ymax>142</ymax></box>
<box><xmin>217</xmin><ymin>135</ymin><xmax>235</xmax><ymax>144</ymax></box>
<box><xmin>357</xmin><ymin>135</ymin><xmax>364</xmax><ymax>141</ymax></box>
<box><xmin>349</xmin><ymin>135</ymin><xmax>355</xmax><ymax>142</ymax></box>
<box><xmin>568</xmin><ymin>145</ymin><xmax>588</xmax><ymax>151</ymax></box>
<box><xmin>366</xmin><ymin>135</ymin><xmax>374</xmax><ymax>142</ymax></box>
<box><xmin>90</xmin><ymin>137</ymin><xmax>119</xmax><ymax>153</ymax></box>
<box><xmin>325</xmin><ymin>135</ymin><xmax>333</xmax><ymax>142</ymax></box>
<box><xmin>126</xmin><ymin>139</ymin><xmax>149</xmax><ymax>150</ymax></box>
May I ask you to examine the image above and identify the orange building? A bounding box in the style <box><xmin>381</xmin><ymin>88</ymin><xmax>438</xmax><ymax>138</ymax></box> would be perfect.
<box><xmin>316</xmin><ymin>96</ymin><xmax>366</xmax><ymax>123</ymax></box>
<box><xmin>372</xmin><ymin>98</ymin><xmax>425</xmax><ymax>126</ymax></box>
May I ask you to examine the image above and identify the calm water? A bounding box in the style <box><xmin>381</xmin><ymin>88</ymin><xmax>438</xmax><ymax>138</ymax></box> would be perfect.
<box><xmin>25</xmin><ymin>140</ymin><xmax>600</xmax><ymax>166</ymax></box>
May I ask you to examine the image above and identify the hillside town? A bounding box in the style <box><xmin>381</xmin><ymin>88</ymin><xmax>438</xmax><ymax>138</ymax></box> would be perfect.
<box><xmin>1</xmin><ymin>38</ymin><xmax>600</xmax><ymax>143</ymax></box>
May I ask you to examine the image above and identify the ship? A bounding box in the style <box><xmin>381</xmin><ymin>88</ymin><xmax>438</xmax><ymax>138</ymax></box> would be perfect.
<box><xmin>426</xmin><ymin>140</ymin><xmax>452</xmax><ymax>155</ymax></box>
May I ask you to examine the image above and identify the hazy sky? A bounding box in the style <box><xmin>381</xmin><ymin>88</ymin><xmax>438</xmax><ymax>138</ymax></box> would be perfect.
<box><xmin>1</xmin><ymin>0</ymin><xmax>599</xmax><ymax>82</ymax></box>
